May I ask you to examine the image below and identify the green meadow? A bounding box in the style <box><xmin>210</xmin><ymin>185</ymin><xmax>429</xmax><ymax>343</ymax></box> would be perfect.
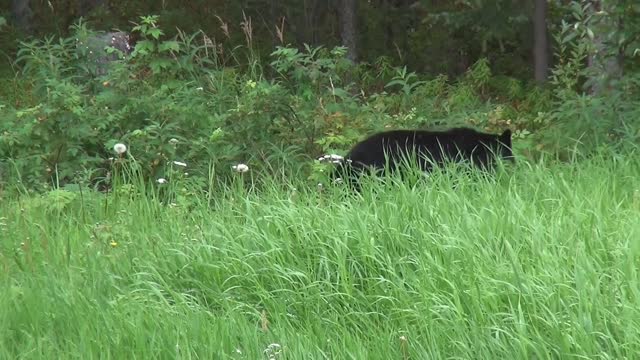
<box><xmin>2</xmin><ymin>153</ymin><xmax>640</xmax><ymax>359</ymax></box>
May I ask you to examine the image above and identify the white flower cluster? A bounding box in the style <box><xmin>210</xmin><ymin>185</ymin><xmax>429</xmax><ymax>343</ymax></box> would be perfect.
<box><xmin>318</xmin><ymin>154</ymin><xmax>352</xmax><ymax>164</ymax></box>
<box><xmin>232</xmin><ymin>163</ymin><xmax>249</xmax><ymax>173</ymax></box>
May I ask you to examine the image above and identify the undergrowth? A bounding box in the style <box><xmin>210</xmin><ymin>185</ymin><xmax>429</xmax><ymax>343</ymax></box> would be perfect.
<box><xmin>5</xmin><ymin>14</ymin><xmax>636</xmax><ymax>194</ymax></box>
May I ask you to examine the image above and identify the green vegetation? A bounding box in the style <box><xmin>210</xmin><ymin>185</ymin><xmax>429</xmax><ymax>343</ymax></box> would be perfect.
<box><xmin>2</xmin><ymin>1</ymin><xmax>640</xmax><ymax>358</ymax></box>
<box><xmin>1</xmin><ymin>152</ymin><xmax>640</xmax><ymax>358</ymax></box>
<box><xmin>1</xmin><ymin>14</ymin><xmax>635</xmax><ymax>192</ymax></box>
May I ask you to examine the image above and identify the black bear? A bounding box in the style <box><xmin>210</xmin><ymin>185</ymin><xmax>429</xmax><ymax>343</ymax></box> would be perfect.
<box><xmin>332</xmin><ymin>127</ymin><xmax>514</xmax><ymax>188</ymax></box>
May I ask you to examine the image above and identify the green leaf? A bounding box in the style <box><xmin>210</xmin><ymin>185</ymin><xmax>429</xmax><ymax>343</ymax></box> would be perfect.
<box><xmin>159</xmin><ymin>41</ymin><xmax>180</xmax><ymax>52</ymax></box>
<box><xmin>148</xmin><ymin>28</ymin><xmax>164</xmax><ymax>40</ymax></box>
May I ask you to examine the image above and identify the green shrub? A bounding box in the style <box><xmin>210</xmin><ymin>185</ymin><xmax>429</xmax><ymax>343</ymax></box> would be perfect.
<box><xmin>8</xmin><ymin>13</ymin><xmax>638</xmax><ymax>194</ymax></box>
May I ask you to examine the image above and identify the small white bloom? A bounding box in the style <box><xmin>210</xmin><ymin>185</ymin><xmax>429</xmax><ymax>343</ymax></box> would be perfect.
<box><xmin>264</xmin><ymin>343</ymin><xmax>282</xmax><ymax>358</ymax></box>
<box><xmin>318</xmin><ymin>154</ymin><xmax>344</xmax><ymax>163</ymax></box>
<box><xmin>196</xmin><ymin>87</ymin><xmax>204</xmax><ymax>91</ymax></box>
<box><xmin>113</xmin><ymin>143</ymin><xmax>127</xmax><ymax>154</ymax></box>
<box><xmin>232</xmin><ymin>163</ymin><xmax>249</xmax><ymax>173</ymax></box>
<box><xmin>157</xmin><ymin>178</ymin><xmax>168</xmax><ymax>184</ymax></box>
<box><xmin>333</xmin><ymin>177</ymin><xmax>344</xmax><ymax>184</ymax></box>
<box><xmin>173</xmin><ymin>161</ymin><xmax>187</xmax><ymax>167</ymax></box>
<box><xmin>169</xmin><ymin>138</ymin><xmax>179</xmax><ymax>145</ymax></box>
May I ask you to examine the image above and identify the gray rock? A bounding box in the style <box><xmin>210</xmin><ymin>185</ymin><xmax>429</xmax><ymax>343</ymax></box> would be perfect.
<box><xmin>76</xmin><ymin>31</ymin><xmax>135</xmax><ymax>75</ymax></box>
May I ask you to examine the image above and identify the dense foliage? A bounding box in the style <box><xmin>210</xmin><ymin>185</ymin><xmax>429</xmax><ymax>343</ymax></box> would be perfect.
<box><xmin>0</xmin><ymin>3</ymin><xmax>638</xmax><ymax>193</ymax></box>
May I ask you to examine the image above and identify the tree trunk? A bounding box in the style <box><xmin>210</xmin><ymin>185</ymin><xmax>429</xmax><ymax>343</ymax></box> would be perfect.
<box><xmin>339</xmin><ymin>0</ymin><xmax>358</xmax><ymax>62</ymax></box>
<box><xmin>533</xmin><ymin>0</ymin><xmax>548</xmax><ymax>85</ymax></box>
<box><xmin>11</xmin><ymin>0</ymin><xmax>33</xmax><ymax>34</ymax></box>
<box><xmin>587</xmin><ymin>0</ymin><xmax>623</xmax><ymax>95</ymax></box>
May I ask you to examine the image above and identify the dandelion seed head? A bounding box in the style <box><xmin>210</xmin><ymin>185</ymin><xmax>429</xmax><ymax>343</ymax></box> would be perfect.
<box><xmin>232</xmin><ymin>163</ymin><xmax>249</xmax><ymax>173</ymax></box>
<box><xmin>113</xmin><ymin>143</ymin><xmax>127</xmax><ymax>154</ymax></box>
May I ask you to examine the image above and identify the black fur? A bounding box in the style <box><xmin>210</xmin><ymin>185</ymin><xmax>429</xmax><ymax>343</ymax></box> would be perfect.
<box><xmin>333</xmin><ymin>127</ymin><xmax>514</xmax><ymax>188</ymax></box>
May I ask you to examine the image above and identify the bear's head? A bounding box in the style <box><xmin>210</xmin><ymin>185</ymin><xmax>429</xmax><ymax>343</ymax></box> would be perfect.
<box><xmin>497</xmin><ymin>129</ymin><xmax>514</xmax><ymax>161</ymax></box>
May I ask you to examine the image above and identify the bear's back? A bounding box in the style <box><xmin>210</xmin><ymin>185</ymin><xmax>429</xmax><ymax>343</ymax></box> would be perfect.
<box><xmin>347</xmin><ymin>127</ymin><xmax>492</xmax><ymax>158</ymax></box>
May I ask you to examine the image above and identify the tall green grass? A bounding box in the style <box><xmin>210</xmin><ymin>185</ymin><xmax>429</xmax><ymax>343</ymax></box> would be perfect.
<box><xmin>1</xmin><ymin>152</ymin><xmax>640</xmax><ymax>359</ymax></box>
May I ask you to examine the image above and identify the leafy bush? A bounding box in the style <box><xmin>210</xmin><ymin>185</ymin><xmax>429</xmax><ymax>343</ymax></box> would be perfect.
<box><xmin>540</xmin><ymin>3</ymin><xmax>640</xmax><ymax>158</ymax></box>
<box><xmin>8</xmin><ymin>13</ymin><xmax>633</xmax><ymax>194</ymax></box>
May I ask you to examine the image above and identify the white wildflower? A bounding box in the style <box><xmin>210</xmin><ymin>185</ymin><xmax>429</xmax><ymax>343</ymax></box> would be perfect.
<box><xmin>232</xmin><ymin>163</ymin><xmax>249</xmax><ymax>173</ymax></box>
<box><xmin>113</xmin><ymin>143</ymin><xmax>127</xmax><ymax>154</ymax></box>
<box><xmin>169</xmin><ymin>138</ymin><xmax>179</xmax><ymax>145</ymax></box>
<box><xmin>318</xmin><ymin>154</ymin><xmax>345</xmax><ymax>163</ymax></box>
<box><xmin>173</xmin><ymin>161</ymin><xmax>187</xmax><ymax>167</ymax></box>
<box><xmin>157</xmin><ymin>178</ymin><xmax>168</xmax><ymax>184</ymax></box>
<box><xmin>264</xmin><ymin>343</ymin><xmax>282</xmax><ymax>359</ymax></box>
<box><xmin>196</xmin><ymin>87</ymin><xmax>204</xmax><ymax>91</ymax></box>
